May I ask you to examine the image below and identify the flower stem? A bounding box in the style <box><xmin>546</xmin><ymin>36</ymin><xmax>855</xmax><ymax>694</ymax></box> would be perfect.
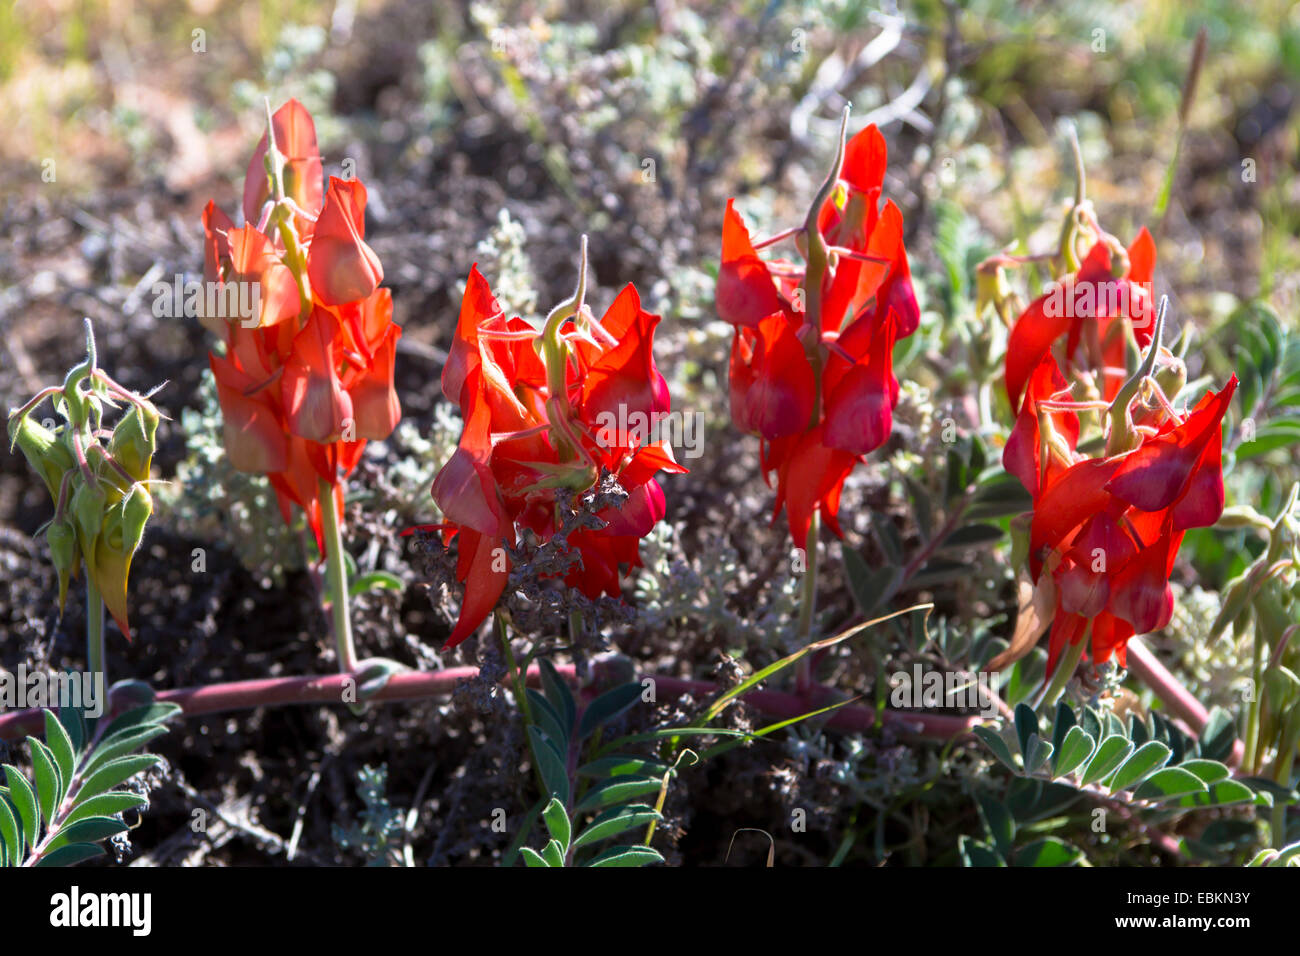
<box><xmin>1037</xmin><ymin>630</ymin><xmax>1087</xmax><ymax>714</ymax></box>
<box><xmin>319</xmin><ymin>480</ymin><xmax>357</xmax><ymax>673</ymax></box>
<box><xmin>795</xmin><ymin>511</ymin><xmax>821</xmax><ymax>695</ymax></box>
<box><xmin>86</xmin><ymin>577</ymin><xmax>105</xmax><ymax>686</ymax></box>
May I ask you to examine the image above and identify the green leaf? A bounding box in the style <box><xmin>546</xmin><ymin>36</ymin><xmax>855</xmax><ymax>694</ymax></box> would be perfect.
<box><xmin>74</xmin><ymin>754</ymin><xmax>160</xmax><ymax>805</ymax></box>
<box><xmin>519</xmin><ymin>846</ymin><xmax>549</xmax><ymax>868</ymax></box>
<box><xmin>577</xmin><ymin>683</ymin><xmax>643</xmax><ymax>740</ymax></box>
<box><xmin>842</xmin><ymin>547</ymin><xmax>899</xmax><ymax>615</ymax></box>
<box><xmin>586</xmin><ymin>844</ymin><xmax>663</xmax><ymax>867</ymax></box>
<box><xmin>348</xmin><ymin>570</ymin><xmax>404</xmax><ymax>598</ymax></box>
<box><xmin>576</xmin><ymin>756</ymin><xmax>669</xmax><ymax>779</ymax></box>
<box><xmin>34</xmin><ymin>843</ymin><xmax>106</xmax><ymax>867</ymax></box>
<box><xmin>1177</xmin><ymin>759</ymin><xmax>1230</xmax><ymax>785</ymax></box>
<box><xmin>28</xmin><ymin>738</ymin><xmax>63</xmax><ymax>821</ymax></box>
<box><xmin>524</xmin><ymin>689</ymin><xmax>567</xmax><ymax>749</ymax></box>
<box><xmin>542</xmin><ymin>798</ymin><xmax>570</xmax><ymax>855</ymax></box>
<box><xmin>0</xmin><ymin>793</ymin><xmax>22</xmax><ymax>864</ymax></box>
<box><xmin>538</xmin><ymin>658</ymin><xmax>576</xmax><ymax>736</ymax></box>
<box><xmin>57</xmin><ymin>700</ymin><xmax>86</xmax><ymax>754</ymax></box>
<box><xmin>1052</xmin><ymin>727</ymin><xmax>1096</xmax><ymax>778</ymax></box>
<box><xmin>62</xmin><ymin>792</ymin><xmax>147</xmax><ymax>829</ymax></box>
<box><xmin>3</xmin><ymin>765</ymin><xmax>39</xmax><ymax>847</ymax></box>
<box><xmin>1198</xmin><ymin>707</ymin><xmax>1237</xmax><ymax>763</ymax></box>
<box><xmin>1176</xmin><ymin>780</ymin><xmax>1257</xmax><ymax>808</ymax></box>
<box><xmin>44</xmin><ymin>710</ymin><xmax>76</xmax><ymax>791</ymax></box>
<box><xmin>1023</xmin><ymin>735</ymin><xmax>1053</xmax><ymax>776</ymax></box>
<box><xmin>1108</xmin><ymin>741</ymin><xmax>1172</xmax><ymax>794</ymax></box>
<box><xmin>1080</xmin><ymin>736</ymin><xmax>1134</xmax><ymax>787</ymax></box>
<box><xmin>958</xmin><ymin>835</ymin><xmax>1005</xmax><ymax>867</ymax></box>
<box><xmin>871</xmin><ymin>512</ymin><xmax>903</xmax><ymax>564</ymax></box>
<box><xmin>1051</xmin><ymin>702</ymin><xmax>1076</xmax><ymax>756</ymax></box>
<box><xmin>1014</xmin><ymin>703</ymin><xmax>1037</xmax><ymax>756</ymax></box>
<box><xmin>904</xmin><ymin>475</ymin><xmax>934</xmax><ymax>540</ymax></box>
<box><xmin>102</xmin><ymin>702</ymin><xmax>181</xmax><ymax>740</ymax></box>
<box><xmin>526</xmin><ymin>727</ymin><xmax>570</xmax><ymax>807</ymax></box>
<box><xmin>80</xmin><ymin>726</ymin><xmax>168</xmax><ymax>780</ymax></box>
<box><xmin>573</xmin><ymin>776</ymin><xmax>663</xmax><ymax>814</ymax></box>
<box><xmin>1013</xmin><ymin>837</ymin><xmax>1084</xmax><ymax>867</ymax></box>
<box><xmin>972</xmin><ymin>725</ymin><xmax>1019</xmax><ymax>772</ymax></box>
<box><xmin>1133</xmin><ymin>768</ymin><xmax>1208</xmax><ymax>803</ymax></box>
<box><xmin>573</xmin><ymin>804</ymin><xmax>661</xmax><ymax>849</ymax></box>
<box><xmin>976</xmin><ymin>793</ymin><xmax>1015</xmax><ymax>857</ymax></box>
<box><xmin>541</xmin><ymin>838</ymin><xmax>565</xmax><ymax>867</ymax></box>
<box><xmin>48</xmin><ymin>815</ymin><xmax>128</xmax><ymax>852</ymax></box>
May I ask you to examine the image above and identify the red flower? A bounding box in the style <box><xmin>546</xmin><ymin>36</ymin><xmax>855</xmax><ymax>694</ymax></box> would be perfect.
<box><xmin>1006</xmin><ymin>337</ymin><xmax>1236</xmax><ymax>670</ymax></box>
<box><xmin>1005</xmin><ymin>228</ymin><xmax>1156</xmax><ymax>409</ymax></box>
<box><xmin>430</xmin><ymin>259</ymin><xmax>686</xmax><ymax>648</ymax></box>
<box><xmin>202</xmin><ymin>100</ymin><xmax>401</xmax><ymax>550</ymax></box>
<box><xmin>718</xmin><ymin>117</ymin><xmax>917</xmax><ymax>549</ymax></box>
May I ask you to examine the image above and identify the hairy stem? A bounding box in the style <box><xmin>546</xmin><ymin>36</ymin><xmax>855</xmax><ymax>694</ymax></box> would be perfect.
<box><xmin>795</xmin><ymin>510</ymin><xmax>821</xmax><ymax>694</ymax></box>
<box><xmin>320</xmin><ymin>480</ymin><xmax>357</xmax><ymax>673</ymax></box>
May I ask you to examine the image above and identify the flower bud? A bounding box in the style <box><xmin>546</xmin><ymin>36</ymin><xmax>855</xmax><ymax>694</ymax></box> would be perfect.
<box><xmin>8</xmin><ymin>413</ymin><xmax>74</xmax><ymax>501</ymax></box>
<box><xmin>45</xmin><ymin>518</ymin><xmax>80</xmax><ymax>614</ymax></box>
<box><xmin>109</xmin><ymin>401</ymin><xmax>160</xmax><ymax>485</ymax></box>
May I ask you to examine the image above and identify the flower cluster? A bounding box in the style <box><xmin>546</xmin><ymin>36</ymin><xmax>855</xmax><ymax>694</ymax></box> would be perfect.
<box><xmin>201</xmin><ymin>100</ymin><xmax>401</xmax><ymax>551</ymax></box>
<box><xmin>7</xmin><ymin>323</ymin><xmax>160</xmax><ymax>640</ymax></box>
<box><xmin>430</xmin><ymin>244</ymin><xmax>686</xmax><ymax>647</ymax></box>
<box><xmin>716</xmin><ymin>110</ymin><xmax>918</xmax><ymax>550</ymax></box>
<box><xmin>1005</xmin><ymin>290</ymin><xmax>1237</xmax><ymax>671</ymax></box>
<box><xmin>1004</xmin><ymin>229</ymin><xmax>1157</xmax><ymax>409</ymax></box>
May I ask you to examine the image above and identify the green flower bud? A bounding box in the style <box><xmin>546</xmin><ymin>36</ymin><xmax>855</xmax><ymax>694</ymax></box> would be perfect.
<box><xmin>72</xmin><ymin>479</ymin><xmax>107</xmax><ymax>553</ymax></box>
<box><xmin>45</xmin><ymin>518</ymin><xmax>80</xmax><ymax>614</ymax></box>
<box><xmin>109</xmin><ymin>401</ymin><xmax>160</xmax><ymax>485</ymax></box>
<box><xmin>7</xmin><ymin>413</ymin><xmax>74</xmax><ymax>502</ymax></box>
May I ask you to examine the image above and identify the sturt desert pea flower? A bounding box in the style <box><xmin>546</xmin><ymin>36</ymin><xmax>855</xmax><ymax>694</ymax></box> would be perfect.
<box><xmin>717</xmin><ymin>106</ymin><xmax>917</xmax><ymax>550</ymax></box>
<box><xmin>200</xmin><ymin>100</ymin><xmax>400</xmax><ymax>553</ymax></box>
<box><xmin>1003</xmin><ymin>300</ymin><xmax>1237</xmax><ymax>674</ymax></box>
<box><xmin>6</xmin><ymin>320</ymin><xmax>161</xmax><ymax>644</ymax></box>
<box><xmin>1003</xmin><ymin>228</ymin><xmax>1157</xmax><ymax>410</ymax></box>
<box><xmin>428</xmin><ymin>238</ymin><xmax>686</xmax><ymax>648</ymax></box>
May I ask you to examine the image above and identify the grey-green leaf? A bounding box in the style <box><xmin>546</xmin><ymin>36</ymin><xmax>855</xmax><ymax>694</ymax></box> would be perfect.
<box><xmin>74</xmin><ymin>754</ymin><xmax>160</xmax><ymax>805</ymax></box>
<box><xmin>1080</xmin><ymin>736</ymin><xmax>1134</xmax><ymax>787</ymax></box>
<box><xmin>3</xmin><ymin>765</ymin><xmax>39</xmax><ymax>847</ymax></box>
<box><xmin>586</xmin><ymin>844</ymin><xmax>663</xmax><ymax>867</ymax></box>
<box><xmin>572</xmin><ymin>804</ymin><xmax>662</xmax><ymax>849</ymax></box>
<box><xmin>1108</xmin><ymin>741</ymin><xmax>1172</xmax><ymax>794</ymax></box>
<box><xmin>35</xmin><ymin>842</ymin><xmax>106</xmax><ymax>867</ymax></box>
<box><xmin>542</xmin><ymin>798</ymin><xmax>570</xmax><ymax>854</ymax></box>
<box><xmin>44</xmin><ymin>710</ymin><xmax>76</xmax><ymax>790</ymax></box>
<box><xmin>1053</xmin><ymin>727</ymin><xmax>1096</xmax><ymax>778</ymax></box>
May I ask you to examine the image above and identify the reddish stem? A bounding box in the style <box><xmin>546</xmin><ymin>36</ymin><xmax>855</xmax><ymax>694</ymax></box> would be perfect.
<box><xmin>0</xmin><ymin>662</ymin><xmax>982</xmax><ymax>743</ymax></box>
<box><xmin>1125</xmin><ymin>637</ymin><xmax>1244</xmax><ymax>767</ymax></box>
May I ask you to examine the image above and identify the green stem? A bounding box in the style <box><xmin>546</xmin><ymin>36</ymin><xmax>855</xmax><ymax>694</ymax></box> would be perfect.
<box><xmin>86</xmin><ymin>577</ymin><xmax>105</xmax><ymax>686</ymax></box>
<box><xmin>1244</xmin><ymin>621</ymin><xmax>1264</xmax><ymax>773</ymax></box>
<box><xmin>319</xmin><ymin>479</ymin><xmax>357</xmax><ymax>673</ymax></box>
<box><xmin>795</xmin><ymin>511</ymin><xmax>821</xmax><ymax>694</ymax></box>
<box><xmin>1037</xmin><ymin>628</ymin><xmax>1088</xmax><ymax>714</ymax></box>
<box><xmin>1271</xmin><ymin>747</ymin><xmax>1294</xmax><ymax>849</ymax></box>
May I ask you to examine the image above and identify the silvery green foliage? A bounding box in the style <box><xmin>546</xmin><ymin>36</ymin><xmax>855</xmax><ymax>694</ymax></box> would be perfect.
<box><xmin>374</xmin><ymin>409</ymin><xmax>463</xmax><ymax>519</ymax></box>
<box><xmin>634</xmin><ymin>522</ymin><xmax>801</xmax><ymax>653</ymax></box>
<box><xmin>333</xmin><ymin>764</ymin><xmax>406</xmax><ymax>867</ymax></box>
<box><xmin>472</xmin><ymin>208</ymin><xmax>539</xmax><ymax>319</ymax></box>
<box><xmin>160</xmin><ymin>372</ymin><xmax>304</xmax><ymax>587</ymax></box>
